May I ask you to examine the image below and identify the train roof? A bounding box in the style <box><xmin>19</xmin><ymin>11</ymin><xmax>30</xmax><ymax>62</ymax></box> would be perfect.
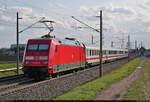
<box><xmin>28</xmin><ymin>37</ymin><xmax>53</xmax><ymax>41</ymax></box>
<box><xmin>55</xmin><ymin>37</ymin><xmax>82</xmax><ymax>46</ymax></box>
<box><xmin>28</xmin><ymin>37</ymin><xmax>83</xmax><ymax>47</ymax></box>
<box><xmin>86</xmin><ymin>46</ymin><xmax>128</xmax><ymax>51</ymax></box>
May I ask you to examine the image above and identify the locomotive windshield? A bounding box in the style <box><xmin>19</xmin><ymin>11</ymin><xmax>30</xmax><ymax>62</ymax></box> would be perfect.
<box><xmin>39</xmin><ymin>44</ymin><xmax>49</xmax><ymax>51</ymax></box>
<box><xmin>27</xmin><ymin>44</ymin><xmax>49</xmax><ymax>52</ymax></box>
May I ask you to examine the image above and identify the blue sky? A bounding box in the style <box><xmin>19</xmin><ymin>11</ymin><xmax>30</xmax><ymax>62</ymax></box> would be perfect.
<box><xmin>0</xmin><ymin>0</ymin><xmax>150</xmax><ymax>49</ymax></box>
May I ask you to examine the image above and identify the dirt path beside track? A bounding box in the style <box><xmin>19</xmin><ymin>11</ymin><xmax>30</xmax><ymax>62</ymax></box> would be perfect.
<box><xmin>95</xmin><ymin>57</ymin><xmax>145</xmax><ymax>100</ymax></box>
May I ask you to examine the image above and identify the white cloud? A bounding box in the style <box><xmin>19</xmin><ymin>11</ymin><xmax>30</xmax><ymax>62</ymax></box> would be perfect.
<box><xmin>0</xmin><ymin>26</ymin><xmax>5</xmax><ymax>31</ymax></box>
<box><xmin>1</xmin><ymin>15</ymin><xmax>12</xmax><ymax>22</ymax></box>
<box><xmin>80</xmin><ymin>5</ymin><xmax>135</xmax><ymax>16</ymax></box>
<box><xmin>145</xmin><ymin>26</ymin><xmax>150</xmax><ymax>32</ymax></box>
<box><xmin>1</xmin><ymin>5</ymin><xmax>72</xmax><ymax>31</ymax></box>
<box><xmin>8</xmin><ymin>6</ymin><xmax>33</xmax><ymax>15</ymax></box>
<box><xmin>0</xmin><ymin>6</ymin><xmax>34</xmax><ymax>24</ymax></box>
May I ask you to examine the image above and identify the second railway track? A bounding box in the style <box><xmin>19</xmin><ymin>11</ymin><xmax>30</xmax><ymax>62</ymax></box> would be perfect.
<box><xmin>0</xmin><ymin>78</ymin><xmax>35</xmax><ymax>96</ymax></box>
<box><xmin>0</xmin><ymin>74</ymin><xmax>36</xmax><ymax>96</ymax></box>
<box><xmin>0</xmin><ymin>74</ymin><xmax>24</xmax><ymax>83</ymax></box>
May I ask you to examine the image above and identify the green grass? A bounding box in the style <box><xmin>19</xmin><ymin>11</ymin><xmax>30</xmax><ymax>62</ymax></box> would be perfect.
<box><xmin>0</xmin><ymin>61</ymin><xmax>17</xmax><ymax>64</ymax></box>
<box><xmin>0</xmin><ymin>62</ymin><xmax>22</xmax><ymax>70</ymax></box>
<box><xmin>0</xmin><ymin>61</ymin><xmax>23</xmax><ymax>77</ymax></box>
<box><xmin>52</xmin><ymin>57</ymin><xmax>141</xmax><ymax>100</ymax></box>
<box><xmin>124</xmin><ymin>60</ymin><xmax>150</xmax><ymax>100</ymax></box>
<box><xmin>0</xmin><ymin>70</ymin><xmax>24</xmax><ymax>77</ymax></box>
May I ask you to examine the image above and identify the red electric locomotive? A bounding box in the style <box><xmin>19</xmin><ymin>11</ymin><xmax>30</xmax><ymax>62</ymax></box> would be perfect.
<box><xmin>22</xmin><ymin>36</ymin><xmax>129</xmax><ymax>80</ymax></box>
<box><xmin>22</xmin><ymin>37</ymin><xmax>86</xmax><ymax>79</ymax></box>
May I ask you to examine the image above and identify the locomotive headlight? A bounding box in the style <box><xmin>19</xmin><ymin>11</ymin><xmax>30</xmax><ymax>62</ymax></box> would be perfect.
<box><xmin>25</xmin><ymin>61</ymin><xmax>30</xmax><ymax>64</ymax></box>
<box><xmin>42</xmin><ymin>61</ymin><xmax>48</xmax><ymax>64</ymax></box>
<box><xmin>25</xmin><ymin>56</ymin><xmax>34</xmax><ymax>60</ymax></box>
<box><xmin>39</xmin><ymin>56</ymin><xmax>48</xmax><ymax>60</ymax></box>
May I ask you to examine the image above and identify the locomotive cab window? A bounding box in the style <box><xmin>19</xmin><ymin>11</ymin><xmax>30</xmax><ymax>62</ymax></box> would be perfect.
<box><xmin>27</xmin><ymin>44</ymin><xmax>49</xmax><ymax>52</ymax></box>
<box><xmin>27</xmin><ymin>44</ymin><xmax>38</xmax><ymax>51</ymax></box>
<box><xmin>39</xmin><ymin>44</ymin><xmax>49</xmax><ymax>51</ymax></box>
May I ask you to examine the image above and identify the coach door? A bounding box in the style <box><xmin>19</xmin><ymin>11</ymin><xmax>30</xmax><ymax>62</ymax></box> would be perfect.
<box><xmin>80</xmin><ymin>47</ymin><xmax>85</xmax><ymax>67</ymax></box>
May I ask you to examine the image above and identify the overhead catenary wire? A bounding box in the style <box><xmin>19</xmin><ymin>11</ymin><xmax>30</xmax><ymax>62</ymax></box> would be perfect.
<box><xmin>72</xmin><ymin>16</ymin><xmax>100</xmax><ymax>32</ymax></box>
<box><xmin>19</xmin><ymin>17</ymin><xmax>45</xmax><ymax>33</ymax></box>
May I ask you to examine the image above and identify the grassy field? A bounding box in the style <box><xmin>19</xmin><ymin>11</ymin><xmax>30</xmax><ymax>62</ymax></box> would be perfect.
<box><xmin>124</xmin><ymin>59</ymin><xmax>150</xmax><ymax>100</ymax></box>
<box><xmin>52</xmin><ymin>57</ymin><xmax>141</xmax><ymax>100</ymax></box>
<box><xmin>0</xmin><ymin>61</ymin><xmax>23</xmax><ymax>77</ymax></box>
<box><xmin>0</xmin><ymin>61</ymin><xmax>22</xmax><ymax>70</ymax></box>
<box><xmin>0</xmin><ymin>70</ymin><xmax>24</xmax><ymax>77</ymax></box>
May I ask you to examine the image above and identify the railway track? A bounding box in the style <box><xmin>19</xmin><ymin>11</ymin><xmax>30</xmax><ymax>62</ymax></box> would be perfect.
<box><xmin>0</xmin><ymin>74</ymin><xmax>24</xmax><ymax>83</ymax></box>
<box><xmin>0</xmin><ymin>78</ymin><xmax>35</xmax><ymax>96</ymax></box>
<box><xmin>0</xmin><ymin>74</ymin><xmax>36</xmax><ymax>96</ymax></box>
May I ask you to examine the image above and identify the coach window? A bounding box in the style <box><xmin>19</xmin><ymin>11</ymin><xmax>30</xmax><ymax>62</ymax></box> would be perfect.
<box><xmin>90</xmin><ymin>49</ymin><xmax>92</xmax><ymax>56</ymax></box>
<box><xmin>117</xmin><ymin>51</ymin><xmax>119</xmax><ymax>54</ymax></box>
<box><xmin>110</xmin><ymin>51</ymin><xmax>112</xmax><ymax>54</ymax></box>
<box><xmin>119</xmin><ymin>51</ymin><xmax>121</xmax><ymax>54</ymax></box>
<box><xmin>122</xmin><ymin>51</ymin><xmax>124</xmax><ymax>54</ymax></box>
<box><xmin>102</xmin><ymin>50</ymin><xmax>106</xmax><ymax>55</ymax></box>
<box><xmin>92</xmin><ymin>50</ymin><xmax>94</xmax><ymax>56</ymax></box>
<box><xmin>87</xmin><ymin>49</ymin><xmax>90</xmax><ymax>56</ymax></box>
<box><xmin>109</xmin><ymin>51</ymin><xmax>111</xmax><ymax>54</ymax></box>
<box><xmin>112</xmin><ymin>51</ymin><xmax>114</xmax><ymax>54</ymax></box>
<box><xmin>90</xmin><ymin>49</ymin><xmax>91</xmax><ymax>56</ymax></box>
<box><xmin>93</xmin><ymin>50</ymin><xmax>94</xmax><ymax>56</ymax></box>
<box><xmin>120</xmin><ymin>51</ymin><xmax>123</xmax><ymax>54</ymax></box>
